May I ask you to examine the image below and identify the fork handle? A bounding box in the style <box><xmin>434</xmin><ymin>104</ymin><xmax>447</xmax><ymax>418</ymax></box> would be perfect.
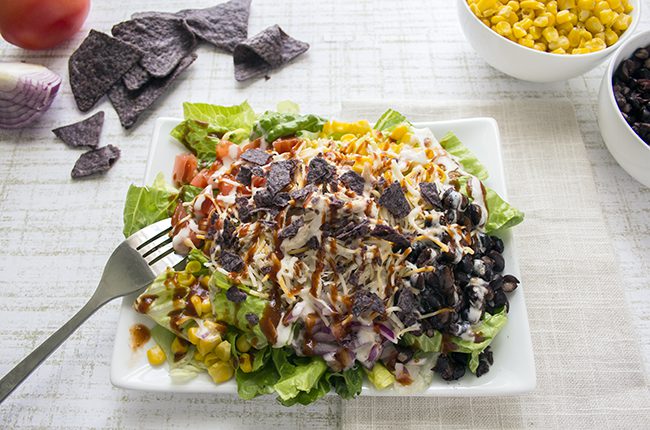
<box><xmin>0</xmin><ymin>292</ymin><xmax>107</xmax><ymax>404</ymax></box>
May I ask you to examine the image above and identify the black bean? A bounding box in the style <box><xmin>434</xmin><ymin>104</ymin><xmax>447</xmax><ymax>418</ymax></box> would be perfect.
<box><xmin>634</xmin><ymin>48</ymin><xmax>649</xmax><ymax>60</ymax></box>
<box><xmin>488</xmin><ymin>250</ymin><xmax>505</xmax><ymax>272</ymax></box>
<box><xmin>458</xmin><ymin>254</ymin><xmax>473</xmax><ymax>273</ymax></box>
<box><xmin>490</xmin><ymin>236</ymin><xmax>504</xmax><ymax>253</ymax></box>
<box><xmin>455</xmin><ymin>271</ymin><xmax>470</xmax><ymax>288</ymax></box>
<box><xmin>439</xmin><ymin>266</ymin><xmax>455</xmax><ymax>295</ymax></box>
<box><xmin>467</xmin><ymin>204</ymin><xmax>482</xmax><ymax>226</ymax></box>
<box><xmin>502</xmin><ymin>274</ymin><xmax>520</xmax><ymax>292</ymax></box>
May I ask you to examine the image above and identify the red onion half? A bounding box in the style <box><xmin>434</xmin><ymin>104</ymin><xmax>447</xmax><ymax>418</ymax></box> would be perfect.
<box><xmin>0</xmin><ymin>63</ymin><xmax>61</xmax><ymax>129</ymax></box>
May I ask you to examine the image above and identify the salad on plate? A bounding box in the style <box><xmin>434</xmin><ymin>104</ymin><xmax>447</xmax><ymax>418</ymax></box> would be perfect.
<box><xmin>123</xmin><ymin>101</ymin><xmax>524</xmax><ymax>405</ymax></box>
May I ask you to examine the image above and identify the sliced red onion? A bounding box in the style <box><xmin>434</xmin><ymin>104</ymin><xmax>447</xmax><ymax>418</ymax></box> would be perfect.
<box><xmin>0</xmin><ymin>62</ymin><xmax>61</xmax><ymax>129</ymax></box>
<box><xmin>367</xmin><ymin>343</ymin><xmax>381</xmax><ymax>363</ymax></box>
<box><xmin>377</xmin><ymin>323</ymin><xmax>398</xmax><ymax>343</ymax></box>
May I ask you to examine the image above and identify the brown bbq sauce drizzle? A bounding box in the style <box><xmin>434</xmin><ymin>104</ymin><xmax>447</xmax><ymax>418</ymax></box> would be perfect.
<box><xmin>129</xmin><ymin>324</ymin><xmax>151</xmax><ymax>350</ymax></box>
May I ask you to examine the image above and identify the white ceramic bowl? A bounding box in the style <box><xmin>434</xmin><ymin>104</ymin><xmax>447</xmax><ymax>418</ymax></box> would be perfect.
<box><xmin>598</xmin><ymin>30</ymin><xmax>650</xmax><ymax>188</ymax></box>
<box><xmin>457</xmin><ymin>0</ymin><xmax>641</xmax><ymax>82</ymax></box>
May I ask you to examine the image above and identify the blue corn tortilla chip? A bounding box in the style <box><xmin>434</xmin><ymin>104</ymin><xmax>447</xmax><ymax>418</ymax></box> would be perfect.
<box><xmin>52</xmin><ymin>112</ymin><xmax>104</xmax><ymax>148</ymax></box>
<box><xmin>108</xmin><ymin>53</ymin><xmax>197</xmax><ymax>129</ymax></box>
<box><xmin>69</xmin><ymin>30</ymin><xmax>142</xmax><ymax>112</ymax></box>
<box><xmin>378</xmin><ymin>181</ymin><xmax>411</xmax><ymax>218</ymax></box>
<box><xmin>240</xmin><ymin>148</ymin><xmax>272</xmax><ymax>165</ymax></box>
<box><xmin>182</xmin><ymin>0</ymin><xmax>251</xmax><ymax>53</ymax></box>
<box><xmin>132</xmin><ymin>0</ymin><xmax>251</xmax><ymax>53</ymax></box>
<box><xmin>112</xmin><ymin>16</ymin><xmax>197</xmax><ymax>78</ymax></box>
<box><xmin>233</xmin><ymin>25</ymin><xmax>309</xmax><ymax>81</ymax></box>
<box><xmin>122</xmin><ymin>64</ymin><xmax>150</xmax><ymax>91</ymax></box>
<box><xmin>71</xmin><ymin>144</ymin><xmax>120</xmax><ymax>178</ymax></box>
<box><xmin>340</xmin><ymin>170</ymin><xmax>365</xmax><ymax>194</ymax></box>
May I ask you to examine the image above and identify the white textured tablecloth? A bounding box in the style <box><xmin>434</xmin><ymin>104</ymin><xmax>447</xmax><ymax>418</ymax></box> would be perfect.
<box><xmin>1</xmin><ymin>1</ymin><xmax>649</xmax><ymax>428</ymax></box>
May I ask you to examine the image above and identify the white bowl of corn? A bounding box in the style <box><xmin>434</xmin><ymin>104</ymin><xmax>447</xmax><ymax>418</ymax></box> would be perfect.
<box><xmin>458</xmin><ymin>0</ymin><xmax>640</xmax><ymax>82</ymax></box>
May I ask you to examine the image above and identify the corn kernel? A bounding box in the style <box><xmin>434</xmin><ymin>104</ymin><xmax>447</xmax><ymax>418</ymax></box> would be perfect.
<box><xmin>193</xmin><ymin>351</ymin><xmax>205</xmax><ymax>362</ymax></box>
<box><xmin>147</xmin><ymin>345</ymin><xmax>166</xmax><ymax>366</ymax></box>
<box><xmin>214</xmin><ymin>340</ymin><xmax>231</xmax><ymax>362</ymax></box>
<box><xmin>198</xmin><ymin>335</ymin><xmax>221</xmax><ymax>356</ymax></box>
<box><xmin>556</xmin><ymin>10</ymin><xmax>571</xmax><ymax>25</ymax></box>
<box><xmin>171</xmin><ymin>337</ymin><xmax>188</xmax><ymax>355</ymax></box>
<box><xmin>389</xmin><ymin>125</ymin><xmax>408</xmax><ymax>141</ymax></box>
<box><xmin>608</xmin><ymin>0</ymin><xmax>622</xmax><ymax>8</ymax></box>
<box><xmin>612</xmin><ymin>14</ymin><xmax>632</xmax><ymax>31</ymax></box>
<box><xmin>203</xmin><ymin>352</ymin><xmax>220</xmax><ymax>366</ymax></box>
<box><xmin>604</xmin><ymin>28</ymin><xmax>619</xmax><ymax>46</ymax></box>
<box><xmin>519</xmin><ymin>37</ymin><xmax>535</xmax><ymax>48</ymax></box>
<box><xmin>520</xmin><ymin>0</ymin><xmax>544</xmax><ymax>10</ymax></box>
<box><xmin>190</xmin><ymin>295</ymin><xmax>203</xmax><ymax>317</ymax></box>
<box><xmin>551</xmin><ymin>47</ymin><xmax>567</xmax><ymax>54</ymax></box>
<box><xmin>547</xmin><ymin>1</ymin><xmax>558</xmax><ymax>14</ymax></box>
<box><xmin>578</xmin><ymin>0</ymin><xmax>596</xmax><ymax>9</ymax></box>
<box><xmin>199</xmin><ymin>275</ymin><xmax>210</xmax><ymax>288</ymax></box>
<box><xmin>529</xmin><ymin>25</ymin><xmax>542</xmax><ymax>39</ymax></box>
<box><xmin>507</xmin><ymin>0</ymin><xmax>520</xmax><ymax>11</ymax></box>
<box><xmin>585</xmin><ymin>16</ymin><xmax>604</xmax><ymax>33</ymax></box>
<box><xmin>572</xmin><ymin>47</ymin><xmax>591</xmax><ymax>54</ymax></box>
<box><xmin>208</xmin><ymin>361</ymin><xmax>234</xmax><ymax>384</ymax></box>
<box><xmin>495</xmin><ymin>21</ymin><xmax>513</xmax><ymax>36</ymax></box>
<box><xmin>201</xmin><ymin>298</ymin><xmax>212</xmax><ymax>315</ymax></box>
<box><xmin>239</xmin><ymin>353</ymin><xmax>253</xmax><ymax>373</ymax></box>
<box><xmin>188</xmin><ymin>326</ymin><xmax>200</xmax><ymax>345</ymax></box>
<box><xmin>558</xmin><ymin>0</ymin><xmax>576</xmax><ymax>8</ymax></box>
<box><xmin>534</xmin><ymin>15</ymin><xmax>550</xmax><ymax>27</ymax></box>
<box><xmin>595</xmin><ymin>1</ymin><xmax>610</xmax><ymax>13</ymax></box>
<box><xmin>533</xmin><ymin>42</ymin><xmax>547</xmax><ymax>51</ymax></box>
<box><xmin>543</xmin><ymin>26</ymin><xmax>560</xmax><ymax>43</ymax></box>
<box><xmin>235</xmin><ymin>336</ymin><xmax>251</xmax><ymax>353</ymax></box>
<box><xmin>578</xmin><ymin>9</ymin><xmax>591</xmax><ymax>22</ymax></box>
<box><xmin>513</xmin><ymin>22</ymin><xmax>528</xmax><ymax>38</ymax></box>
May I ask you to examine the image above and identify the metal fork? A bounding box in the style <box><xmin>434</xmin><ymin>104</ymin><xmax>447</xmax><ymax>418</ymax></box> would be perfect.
<box><xmin>0</xmin><ymin>218</ymin><xmax>184</xmax><ymax>404</ymax></box>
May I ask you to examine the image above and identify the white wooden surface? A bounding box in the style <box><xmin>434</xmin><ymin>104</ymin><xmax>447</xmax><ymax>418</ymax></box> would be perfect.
<box><xmin>0</xmin><ymin>1</ymin><xmax>648</xmax><ymax>428</ymax></box>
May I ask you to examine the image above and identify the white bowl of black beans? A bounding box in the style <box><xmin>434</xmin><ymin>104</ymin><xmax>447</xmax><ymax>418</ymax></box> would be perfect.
<box><xmin>598</xmin><ymin>30</ymin><xmax>650</xmax><ymax>188</ymax></box>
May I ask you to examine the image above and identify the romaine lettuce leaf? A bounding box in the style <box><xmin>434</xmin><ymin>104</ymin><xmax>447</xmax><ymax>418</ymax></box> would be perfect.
<box><xmin>439</xmin><ymin>132</ymin><xmax>489</xmax><ymax>181</ymax></box>
<box><xmin>439</xmin><ymin>133</ymin><xmax>524</xmax><ymax>233</ymax></box>
<box><xmin>273</xmin><ymin>353</ymin><xmax>328</xmax><ymax>402</ymax></box>
<box><xmin>179</xmin><ymin>184</ymin><xmax>203</xmax><ymax>203</ymax></box>
<box><xmin>210</xmin><ymin>273</ymin><xmax>268</xmax><ymax>349</ymax></box>
<box><xmin>251</xmin><ymin>111</ymin><xmax>325</xmax><ymax>143</ymax></box>
<box><xmin>171</xmin><ymin>120</ymin><xmax>222</xmax><ymax>162</ymax></box>
<box><xmin>123</xmin><ymin>172</ymin><xmax>178</xmax><ymax>237</ymax></box>
<box><xmin>170</xmin><ymin>101</ymin><xmax>256</xmax><ymax>160</ymax></box>
<box><xmin>278</xmin><ymin>377</ymin><xmax>330</xmax><ymax>406</ymax></box>
<box><xmin>484</xmin><ymin>187</ymin><xmax>525</xmax><ymax>233</ymax></box>
<box><xmin>236</xmin><ymin>360</ymin><xmax>279</xmax><ymax>400</ymax></box>
<box><xmin>150</xmin><ymin>324</ymin><xmax>203</xmax><ymax>383</ymax></box>
<box><xmin>402</xmin><ymin>331</ymin><xmax>443</xmax><ymax>353</ymax></box>
<box><xmin>450</xmin><ymin>309</ymin><xmax>508</xmax><ymax>373</ymax></box>
<box><xmin>327</xmin><ymin>365</ymin><xmax>363</xmax><ymax>399</ymax></box>
<box><xmin>374</xmin><ymin>108</ymin><xmax>409</xmax><ymax>132</ymax></box>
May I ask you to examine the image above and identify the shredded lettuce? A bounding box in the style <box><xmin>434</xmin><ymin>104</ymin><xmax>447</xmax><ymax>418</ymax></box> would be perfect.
<box><xmin>150</xmin><ymin>324</ymin><xmax>203</xmax><ymax>383</ymax></box>
<box><xmin>252</xmin><ymin>111</ymin><xmax>325</xmax><ymax>143</ymax></box>
<box><xmin>272</xmin><ymin>350</ymin><xmax>328</xmax><ymax>402</ymax></box>
<box><xmin>402</xmin><ymin>331</ymin><xmax>443</xmax><ymax>353</ymax></box>
<box><xmin>439</xmin><ymin>132</ymin><xmax>524</xmax><ymax>233</ymax></box>
<box><xmin>327</xmin><ymin>365</ymin><xmax>364</xmax><ymax>399</ymax></box>
<box><xmin>209</xmin><ymin>272</ymin><xmax>268</xmax><ymax>349</ymax></box>
<box><xmin>170</xmin><ymin>101</ymin><xmax>256</xmax><ymax>160</ymax></box>
<box><xmin>439</xmin><ymin>132</ymin><xmax>489</xmax><ymax>181</ymax></box>
<box><xmin>123</xmin><ymin>172</ymin><xmax>178</xmax><ymax>237</ymax></box>
<box><xmin>450</xmin><ymin>309</ymin><xmax>508</xmax><ymax>373</ymax></box>
<box><xmin>484</xmin><ymin>188</ymin><xmax>525</xmax><ymax>233</ymax></box>
<box><xmin>374</xmin><ymin>108</ymin><xmax>409</xmax><ymax>132</ymax></box>
<box><xmin>179</xmin><ymin>184</ymin><xmax>203</xmax><ymax>203</ymax></box>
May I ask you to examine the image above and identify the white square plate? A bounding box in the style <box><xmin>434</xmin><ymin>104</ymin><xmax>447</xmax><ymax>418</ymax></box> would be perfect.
<box><xmin>110</xmin><ymin>117</ymin><xmax>536</xmax><ymax>396</ymax></box>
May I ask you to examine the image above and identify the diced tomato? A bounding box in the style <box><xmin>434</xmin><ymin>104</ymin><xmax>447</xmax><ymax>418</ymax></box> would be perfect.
<box><xmin>241</xmin><ymin>138</ymin><xmax>261</xmax><ymax>152</ymax></box>
<box><xmin>195</xmin><ymin>195</ymin><xmax>216</xmax><ymax>219</ymax></box>
<box><xmin>216</xmin><ymin>140</ymin><xmax>241</xmax><ymax>160</ymax></box>
<box><xmin>190</xmin><ymin>169</ymin><xmax>210</xmax><ymax>188</ymax></box>
<box><xmin>172</xmin><ymin>153</ymin><xmax>198</xmax><ymax>186</ymax></box>
<box><xmin>171</xmin><ymin>203</ymin><xmax>188</xmax><ymax>231</ymax></box>
<box><xmin>217</xmin><ymin>180</ymin><xmax>236</xmax><ymax>195</ymax></box>
<box><xmin>251</xmin><ymin>176</ymin><xmax>266</xmax><ymax>188</ymax></box>
<box><xmin>273</xmin><ymin>137</ymin><xmax>301</xmax><ymax>154</ymax></box>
